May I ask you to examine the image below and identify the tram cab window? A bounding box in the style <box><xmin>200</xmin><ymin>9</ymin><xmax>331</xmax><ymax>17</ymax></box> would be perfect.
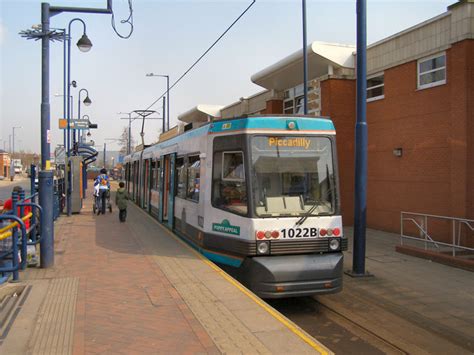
<box><xmin>187</xmin><ymin>155</ymin><xmax>200</xmax><ymax>202</ymax></box>
<box><xmin>251</xmin><ymin>136</ymin><xmax>337</xmax><ymax>217</ymax></box>
<box><xmin>176</xmin><ymin>157</ymin><xmax>186</xmax><ymax>198</ymax></box>
<box><xmin>212</xmin><ymin>151</ymin><xmax>247</xmax><ymax>215</ymax></box>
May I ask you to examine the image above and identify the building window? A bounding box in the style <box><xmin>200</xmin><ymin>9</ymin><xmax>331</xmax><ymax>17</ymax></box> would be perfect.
<box><xmin>367</xmin><ymin>73</ymin><xmax>384</xmax><ymax>102</ymax></box>
<box><xmin>186</xmin><ymin>155</ymin><xmax>200</xmax><ymax>202</ymax></box>
<box><xmin>418</xmin><ymin>52</ymin><xmax>446</xmax><ymax>90</ymax></box>
<box><xmin>284</xmin><ymin>84</ymin><xmax>305</xmax><ymax>114</ymax></box>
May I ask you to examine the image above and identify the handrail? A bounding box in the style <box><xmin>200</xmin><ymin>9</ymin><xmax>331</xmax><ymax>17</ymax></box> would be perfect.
<box><xmin>0</xmin><ymin>214</ymin><xmax>26</xmax><ymax>281</ymax></box>
<box><xmin>0</xmin><ymin>212</ymin><xmax>33</xmax><ymax>234</ymax></box>
<box><xmin>400</xmin><ymin>211</ymin><xmax>474</xmax><ymax>257</ymax></box>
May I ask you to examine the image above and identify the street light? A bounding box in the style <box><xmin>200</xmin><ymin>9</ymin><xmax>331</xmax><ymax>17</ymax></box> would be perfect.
<box><xmin>10</xmin><ymin>126</ymin><xmax>22</xmax><ymax>181</ymax></box>
<box><xmin>78</xmin><ymin>88</ymin><xmax>92</xmax><ymax>143</ymax></box>
<box><xmin>19</xmin><ymin>1</ymin><xmax>112</xmax><ymax>269</ymax></box>
<box><xmin>76</xmin><ymin>33</ymin><xmax>92</xmax><ymax>52</ymax></box>
<box><xmin>67</xmin><ymin>19</ymin><xmax>93</xmax><ymax>217</ymax></box>
<box><xmin>68</xmin><ymin>18</ymin><xmax>92</xmax><ymax>152</ymax></box>
<box><xmin>118</xmin><ymin>112</ymin><xmax>133</xmax><ymax>155</ymax></box>
<box><xmin>146</xmin><ymin>73</ymin><xmax>169</xmax><ymax>132</ymax></box>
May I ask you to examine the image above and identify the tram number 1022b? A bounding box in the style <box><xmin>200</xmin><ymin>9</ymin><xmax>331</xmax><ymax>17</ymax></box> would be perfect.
<box><xmin>280</xmin><ymin>227</ymin><xmax>319</xmax><ymax>238</ymax></box>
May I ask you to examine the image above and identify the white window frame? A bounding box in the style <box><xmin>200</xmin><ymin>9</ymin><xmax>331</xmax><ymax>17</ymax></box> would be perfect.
<box><xmin>417</xmin><ymin>52</ymin><xmax>446</xmax><ymax>90</ymax></box>
<box><xmin>366</xmin><ymin>72</ymin><xmax>385</xmax><ymax>102</ymax></box>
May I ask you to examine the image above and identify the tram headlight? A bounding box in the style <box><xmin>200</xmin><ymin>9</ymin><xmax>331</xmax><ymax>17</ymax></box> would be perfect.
<box><xmin>329</xmin><ymin>238</ymin><xmax>340</xmax><ymax>251</ymax></box>
<box><xmin>257</xmin><ymin>241</ymin><xmax>270</xmax><ymax>255</ymax></box>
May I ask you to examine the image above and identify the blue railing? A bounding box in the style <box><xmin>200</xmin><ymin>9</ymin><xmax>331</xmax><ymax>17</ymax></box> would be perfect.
<box><xmin>0</xmin><ymin>165</ymin><xmax>44</xmax><ymax>284</ymax></box>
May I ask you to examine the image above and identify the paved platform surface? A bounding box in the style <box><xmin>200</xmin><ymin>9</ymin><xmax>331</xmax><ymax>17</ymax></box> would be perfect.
<box><xmin>1</xmin><ymin>194</ymin><xmax>329</xmax><ymax>354</ymax></box>
<box><xmin>317</xmin><ymin>227</ymin><xmax>474</xmax><ymax>354</ymax></box>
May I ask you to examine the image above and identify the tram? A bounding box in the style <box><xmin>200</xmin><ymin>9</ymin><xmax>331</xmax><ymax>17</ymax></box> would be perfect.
<box><xmin>124</xmin><ymin>115</ymin><xmax>347</xmax><ymax>298</ymax></box>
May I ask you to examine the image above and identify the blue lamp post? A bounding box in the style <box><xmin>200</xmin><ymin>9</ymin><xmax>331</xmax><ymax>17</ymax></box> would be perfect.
<box><xmin>35</xmin><ymin>2</ymin><xmax>111</xmax><ymax>267</ymax></box>
<box><xmin>66</xmin><ymin>19</ymin><xmax>92</xmax><ymax>216</ymax></box>
<box><xmin>67</xmin><ymin>18</ymin><xmax>92</xmax><ymax>152</ymax></box>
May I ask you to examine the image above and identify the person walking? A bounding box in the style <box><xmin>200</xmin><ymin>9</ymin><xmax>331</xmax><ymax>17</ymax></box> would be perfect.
<box><xmin>115</xmin><ymin>181</ymin><xmax>129</xmax><ymax>222</ymax></box>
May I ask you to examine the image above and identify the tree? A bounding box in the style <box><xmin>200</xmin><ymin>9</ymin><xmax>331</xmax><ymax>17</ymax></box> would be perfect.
<box><xmin>119</xmin><ymin>126</ymin><xmax>135</xmax><ymax>155</ymax></box>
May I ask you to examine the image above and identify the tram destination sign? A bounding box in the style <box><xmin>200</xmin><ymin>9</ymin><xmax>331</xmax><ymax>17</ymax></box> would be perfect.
<box><xmin>58</xmin><ymin>119</ymin><xmax>90</xmax><ymax>130</ymax></box>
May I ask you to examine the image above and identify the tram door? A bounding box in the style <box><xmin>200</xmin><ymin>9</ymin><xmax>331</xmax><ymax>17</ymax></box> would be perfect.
<box><xmin>162</xmin><ymin>155</ymin><xmax>170</xmax><ymax>222</ymax></box>
<box><xmin>143</xmin><ymin>159</ymin><xmax>149</xmax><ymax>209</ymax></box>
<box><xmin>158</xmin><ymin>156</ymin><xmax>164</xmax><ymax>223</ymax></box>
<box><xmin>161</xmin><ymin>153</ymin><xmax>176</xmax><ymax>229</ymax></box>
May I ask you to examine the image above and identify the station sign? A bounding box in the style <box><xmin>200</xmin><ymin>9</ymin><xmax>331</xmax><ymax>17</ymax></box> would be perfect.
<box><xmin>58</xmin><ymin>119</ymin><xmax>90</xmax><ymax>130</ymax></box>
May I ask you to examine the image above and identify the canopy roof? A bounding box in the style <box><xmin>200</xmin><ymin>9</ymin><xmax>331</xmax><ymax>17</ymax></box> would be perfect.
<box><xmin>251</xmin><ymin>41</ymin><xmax>355</xmax><ymax>91</ymax></box>
<box><xmin>178</xmin><ymin>104</ymin><xmax>224</xmax><ymax>124</ymax></box>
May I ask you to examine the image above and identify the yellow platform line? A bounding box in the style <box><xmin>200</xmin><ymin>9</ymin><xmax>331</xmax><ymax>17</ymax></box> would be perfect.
<box><xmin>134</xmin><ymin>205</ymin><xmax>332</xmax><ymax>355</ymax></box>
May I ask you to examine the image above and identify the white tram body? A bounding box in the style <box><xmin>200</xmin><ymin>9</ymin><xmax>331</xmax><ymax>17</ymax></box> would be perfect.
<box><xmin>124</xmin><ymin>115</ymin><xmax>347</xmax><ymax>298</ymax></box>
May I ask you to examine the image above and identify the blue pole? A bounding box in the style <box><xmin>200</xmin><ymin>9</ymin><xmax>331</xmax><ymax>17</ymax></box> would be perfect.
<box><xmin>30</xmin><ymin>164</ymin><xmax>37</xmax><ymax>242</ymax></box>
<box><xmin>39</xmin><ymin>170</ymin><xmax>54</xmax><ymax>268</ymax></box>
<box><xmin>40</xmin><ymin>2</ymin><xmax>55</xmax><ymax>268</ymax></box>
<box><xmin>63</xmin><ymin>30</ymin><xmax>67</xmax><ymax>152</ymax></box>
<box><xmin>302</xmin><ymin>0</ymin><xmax>308</xmax><ymax>115</ymax></box>
<box><xmin>166</xmin><ymin>76</ymin><xmax>170</xmax><ymax>131</ymax></box>
<box><xmin>352</xmin><ymin>0</ymin><xmax>368</xmax><ymax>276</ymax></box>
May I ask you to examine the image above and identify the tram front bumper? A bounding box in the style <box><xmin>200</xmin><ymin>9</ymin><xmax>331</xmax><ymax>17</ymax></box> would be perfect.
<box><xmin>241</xmin><ymin>252</ymin><xmax>344</xmax><ymax>299</ymax></box>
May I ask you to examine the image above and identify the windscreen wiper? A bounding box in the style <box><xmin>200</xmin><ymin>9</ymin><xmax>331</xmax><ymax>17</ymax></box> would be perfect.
<box><xmin>295</xmin><ymin>200</ymin><xmax>321</xmax><ymax>226</ymax></box>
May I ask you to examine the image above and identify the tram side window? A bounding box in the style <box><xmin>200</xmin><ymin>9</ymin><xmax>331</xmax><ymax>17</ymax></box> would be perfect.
<box><xmin>176</xmin><ymin>157</ymin><xmax>187</xmax><ymax>199</ymax></box>
<box><xmin>150</xmin><ymin>160</ymin><xmax>156</xmax><ymax>189</ymax></box>
<box><xmin>212</xmin><ymin>151</ymin><xmax>247</xmax><ymax>215</ymax></box>
<box><xmin>187</xmin><ymin>155</ymin><xmax>200</xmax><ymax>202</ymax></box>
<box><xmin>154</xmin><ymin>160</ymin><xmax>161</xmax><ymax>190</ymax></box>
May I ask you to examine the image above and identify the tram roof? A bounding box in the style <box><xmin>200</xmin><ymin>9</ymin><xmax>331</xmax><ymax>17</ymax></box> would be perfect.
<box><xmin>130</xmin><ymin>116</ymin><xmax>336</xmax><ymax>160</ymax></box>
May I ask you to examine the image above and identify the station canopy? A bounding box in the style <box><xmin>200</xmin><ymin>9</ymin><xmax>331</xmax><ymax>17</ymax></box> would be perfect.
<box><xmin>178</xmin><ymin>104</ymin><xmax>224</xmax><ymax>124</ymax></box>
<box><xmin>251</xmin><ymin>41</ymin><xmax>355</xmax><ymax>91</ymax></box>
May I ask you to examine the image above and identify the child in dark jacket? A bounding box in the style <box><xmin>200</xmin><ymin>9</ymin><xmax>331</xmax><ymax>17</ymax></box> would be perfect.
<box><xmin>115</xmin><ymin>182</ymin><xmax>129</xmax><ymax>222</ymax></box>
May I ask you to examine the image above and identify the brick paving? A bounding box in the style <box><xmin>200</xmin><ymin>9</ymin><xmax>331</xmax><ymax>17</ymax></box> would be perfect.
<box><xmin>41</xmin><ymin>200</ymin><xmax>219</xmax><ymax>354</ymax></box>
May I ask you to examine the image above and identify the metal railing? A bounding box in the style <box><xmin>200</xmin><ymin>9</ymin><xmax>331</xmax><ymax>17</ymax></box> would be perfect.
<box><xmin>401</xmin><ymin>211</ymin><xmax>474</xmax><ymax>257</ymax></box>
<box><xmin>0</xmin><ymin>166</ymin><xmax>44</xmax><ymax>284</ymax></box>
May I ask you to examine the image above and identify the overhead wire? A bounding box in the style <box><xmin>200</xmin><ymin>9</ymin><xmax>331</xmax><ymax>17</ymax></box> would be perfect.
<box><xmin>136</xmin><ymin>0</ymin><xmax>257</xmax><ymax>118</ymax></box>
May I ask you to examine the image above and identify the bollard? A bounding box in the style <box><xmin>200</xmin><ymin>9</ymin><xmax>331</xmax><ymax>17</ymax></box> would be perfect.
<box><xmin>39</xmin><ymin>170</ymin><xmax>54</xmax><ymax>268</ymax></box>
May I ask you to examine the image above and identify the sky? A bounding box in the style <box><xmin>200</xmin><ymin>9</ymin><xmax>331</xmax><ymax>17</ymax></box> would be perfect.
<box><xmin>0</xmin><ymin>0</ymin><xmax>453</xmax><ymax>154</ymax></box>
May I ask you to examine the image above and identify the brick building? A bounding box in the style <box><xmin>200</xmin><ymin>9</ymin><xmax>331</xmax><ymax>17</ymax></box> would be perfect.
<box><xmin>183</xmin><ymin>1</ymin><xmax>473</xmax><ymax>239</ymax></box>
<box><xmin>0</xmin><ymin>150</ymin><xmax>11</xmax><ymax>178</ymax></box>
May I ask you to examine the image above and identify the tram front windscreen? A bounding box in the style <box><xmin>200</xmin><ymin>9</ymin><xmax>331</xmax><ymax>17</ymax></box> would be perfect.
<box><xmin>250</xmin><ymin>136</ymin><xmax>337</xmax><ymax>217</ymax></box>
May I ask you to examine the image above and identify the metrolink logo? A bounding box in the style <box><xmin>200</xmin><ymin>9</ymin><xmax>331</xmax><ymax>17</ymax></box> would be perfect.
<box><xmin>212</xmin><ymin>219</ymin><xmax>240</xmax><ymax>236</ymax></box>
<box><xmin>268</xmin><ymin>137</ymin><xmax>311</xmax><ymax>149</ymax></box>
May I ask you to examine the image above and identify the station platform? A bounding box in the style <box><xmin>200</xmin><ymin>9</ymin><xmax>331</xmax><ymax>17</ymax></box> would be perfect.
<box><xmin>0</xmin><ymin>193</ymin><xmax>329</xmax><ymax>354</ymax></box>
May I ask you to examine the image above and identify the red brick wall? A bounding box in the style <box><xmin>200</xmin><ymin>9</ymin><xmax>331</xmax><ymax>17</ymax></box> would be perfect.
<box><xmin>464</xmin><ymin>40</ymin><xmax>474</xmax><ymax>222</ymax></box>
<box><xmin>321</xmin><ymin>79</ymin><xmax>356</xmax><ymax>224</ymax></box>
<box><xmin>366</xmin><ymin>41</ymin><xmax>472</xmax><ymax>234</ymax></box>
<box><xmin>264</xmin><ymin>99</ymin><xmax>283</xmax><ymax>114</ymax></box>
<box><xmin>320</xmin><ymin>40</ymin><xmax>473</xmax><ymax>241</ymax></box>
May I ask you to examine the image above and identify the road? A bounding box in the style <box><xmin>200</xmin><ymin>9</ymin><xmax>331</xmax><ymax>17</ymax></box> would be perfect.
<box><xmin>0</xmin><ymin>177</ymin><xmax>32</xmax><ymax>204</ymax></box>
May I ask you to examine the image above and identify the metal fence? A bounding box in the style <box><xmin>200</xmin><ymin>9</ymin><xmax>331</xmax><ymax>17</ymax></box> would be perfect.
<box><xmin>0</xmin><ymin>165</ymin><xmax>44</xmax><ymax>284</ymax></box>
<box><xmin>400</xmin><ymin>211</ymin><xmax>474</xmax><ymax>257</ymax></box>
